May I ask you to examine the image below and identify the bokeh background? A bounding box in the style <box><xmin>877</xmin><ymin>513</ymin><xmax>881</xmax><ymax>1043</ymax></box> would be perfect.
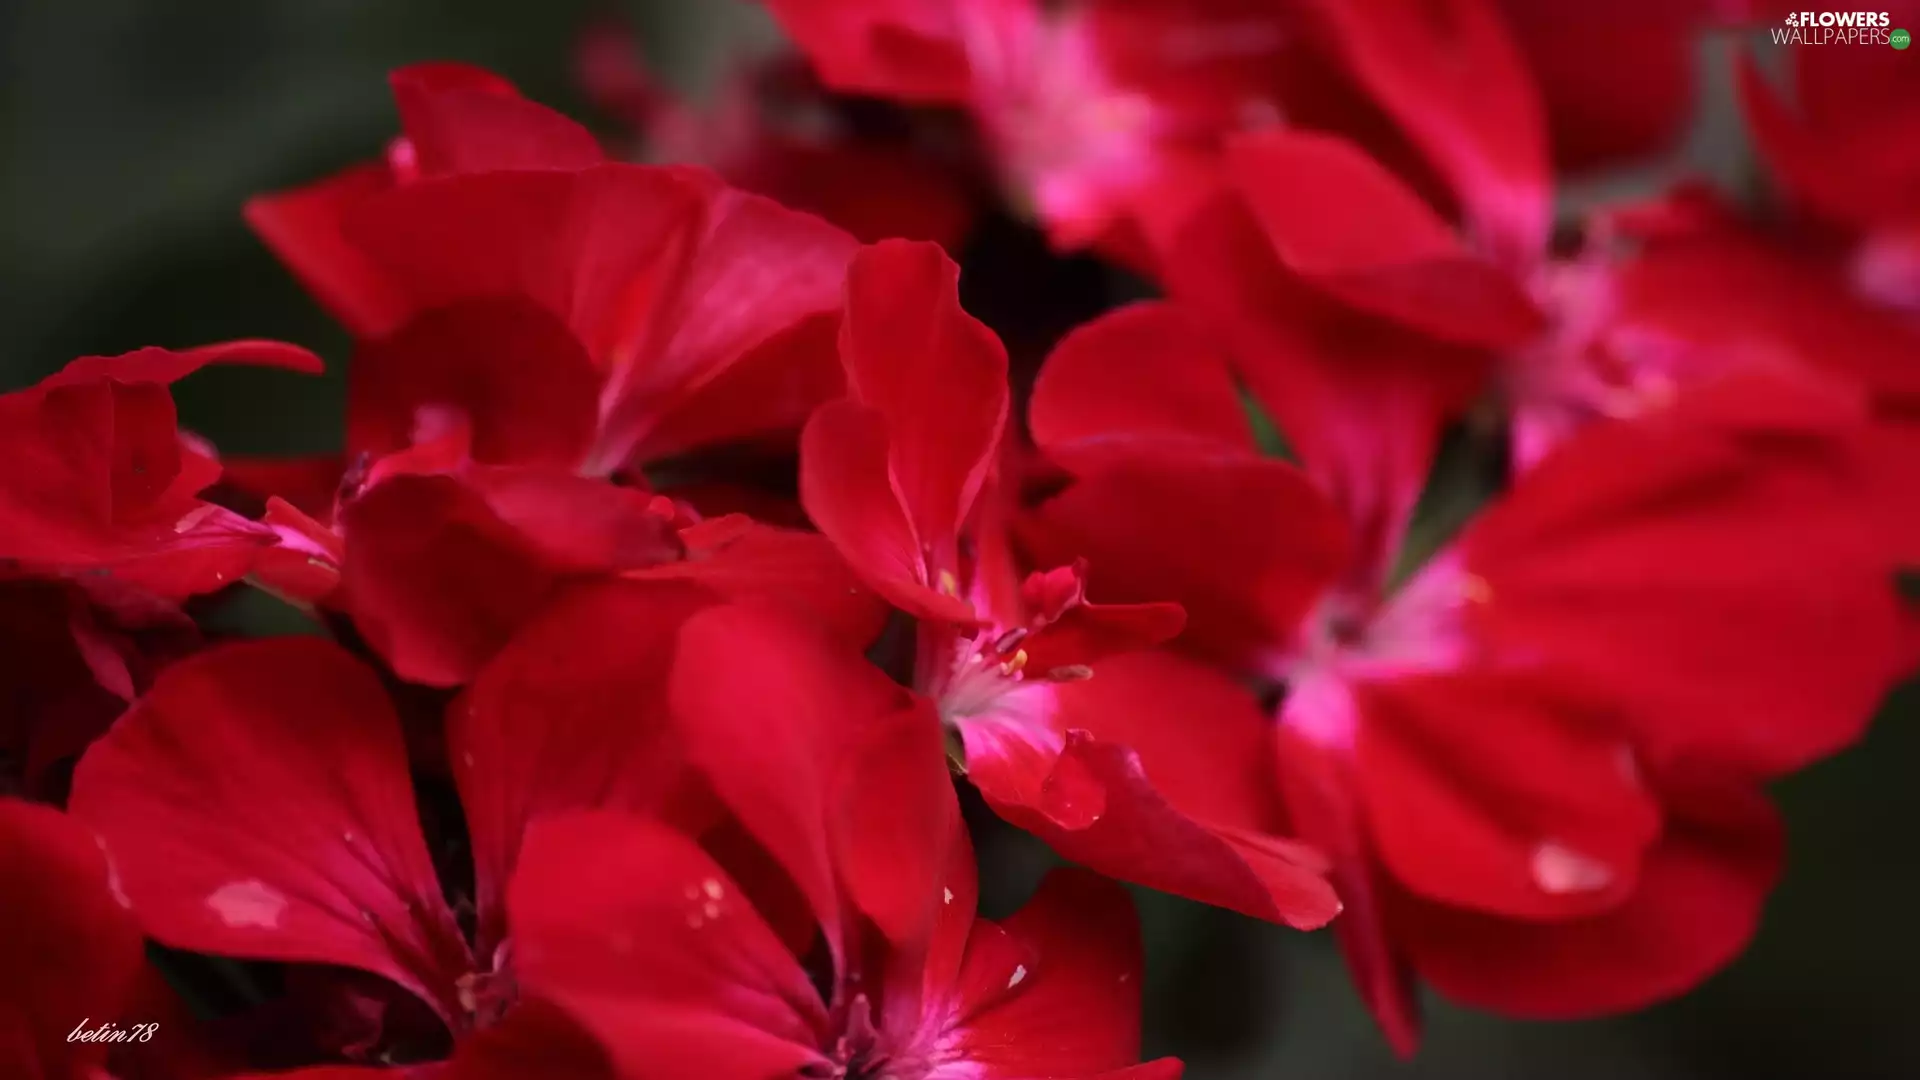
<box><xmin>3</xmin><ymin>3</ymin><xmax>1916</xmax><ymax>1076</ymax></box>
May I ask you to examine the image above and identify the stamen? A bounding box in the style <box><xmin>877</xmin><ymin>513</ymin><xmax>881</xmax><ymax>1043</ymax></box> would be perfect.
<box><xmin>992</xmin><ymin>627</ymin><xmax>1030</xmax><ymax>654</ymax></box>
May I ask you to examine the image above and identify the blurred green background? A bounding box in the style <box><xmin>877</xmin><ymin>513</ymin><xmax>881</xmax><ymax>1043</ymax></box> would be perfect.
<box><xmin>3</xmin><ymin>2</ymin><xmax>1916</xmax><ymax>1076</ymax></box>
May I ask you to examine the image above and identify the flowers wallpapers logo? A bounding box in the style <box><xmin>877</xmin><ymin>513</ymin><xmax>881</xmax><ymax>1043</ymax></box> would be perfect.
<box><xmin>1</xmin><ymin>2</ymin><xmax>1918</xmax><ymax>1079</ymax></box>
<box><xmin>1772</xmin><ymin>8</ymin><xmax>1897</xmax><ymax>42</ymax></box>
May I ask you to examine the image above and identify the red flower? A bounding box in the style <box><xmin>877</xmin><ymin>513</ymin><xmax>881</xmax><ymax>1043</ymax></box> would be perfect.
<box><xmin>244</xmin><ymin>62</ymin><xmax>860</xmax><ymax>482</ymax></box>
<box><xmin>1730</xmin><ymin>31</ymin><xmax>1920</xmax><ymax>571</ymax></box>
<box><xmin>1497</xmin><ymin>0</ymin><xmax>1735</xmax><ymax>174</ymax></box>
<box><xmin>759</xmin><ymin>0</ymin><xmax>1305</xmax><ymax>258</ymax></box>
<box><xmin>234</xmin><ymin>64</ymin><xmax>886</xmax><ymax>684</ymax></box>
<box><xmin>575</xmin><ymin>20</ymin><xmax>978</xmax><ymax>249</ymax></box>
<box><xmin>67</xmin><ymin>582</ymin><xmax>727</xmax><ymax>1074</ymax></box>
<box><xmin>800</xmin><ymin>240</ymin><xmax>1341</xmax><ymax>931</ymax></box>
<box><xmin>1195</xmin><ymin>3</ymin><xmax>1920</xmax><ymax>496</ymax></box>
<box><xmin>1</xmin><ymin>343</ymin><xmax>322</xmax><ymax>597</ymax></box>
<box><xmin>0</xmin><ymin>342</ymin><xmax>320</xmax><ymax>790</ymax></box>
<box><xmin>507</xmin><ymin>603</ymin><xmax>1181</xmax><ymax>1080</ymax></box>
<box><xmin>1024</xmin><ymin>298</ymin><xmax>1909</xmax><ymax>1050</ymax></box>
<box><xmin>259</xmin><ymin>417</ymin><xmax>881</xmax><ymax>687</ymax></box>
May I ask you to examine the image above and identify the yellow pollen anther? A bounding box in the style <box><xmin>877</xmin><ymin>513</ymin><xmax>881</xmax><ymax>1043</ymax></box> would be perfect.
<box><xmin>1000</xmin><ymin>648</ymin><xmax>1030</xmax><ymax>676</ymax></box>
<box><xmin>936</xmin><ymin>570</ymin><xmax>960</xmax><ymax>597</ymax></box>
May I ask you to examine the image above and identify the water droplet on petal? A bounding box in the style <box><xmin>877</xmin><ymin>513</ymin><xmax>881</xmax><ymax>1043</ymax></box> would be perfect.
<box><xmin>1007</xmin><ymin>964</ymin><xmax>1028</xmax><ymax>989</ymax></box>
<box><xmin>943</xmin><ymin>887</ymin><xmax>954</xmax><ymax>905</ymax></box>
<box><xmin>1530</xmin><ymin>841</ymin><xmax>1614</xmax><ymax>895</ymax></box>
<box><xmin>207</xmin><ymin>879</ymin><xmax>288</xmax><ymax>929</ymax></box>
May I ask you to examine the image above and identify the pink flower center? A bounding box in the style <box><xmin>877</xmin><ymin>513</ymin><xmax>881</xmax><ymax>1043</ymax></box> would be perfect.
<box><xmin>813</xmin><ymin>994</ymin><xmax>952</xmax><ymax>1080</ymax></box>
<box><xmin>1272</xmin><ymin>553</ymin><xmax>1481</xmax><ymax>747</ymax></box>
<box><xmin>959</xmin><ymin>7</ymin><xmax>1160</xmax><ymax>235</ymax></box>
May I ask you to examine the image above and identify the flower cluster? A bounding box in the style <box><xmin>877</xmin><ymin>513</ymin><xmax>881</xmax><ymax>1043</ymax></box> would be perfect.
<box><xmin>3</xmin><ymin>2</ymin><xmax>1917</xmax><ymax>1077</ymax></box>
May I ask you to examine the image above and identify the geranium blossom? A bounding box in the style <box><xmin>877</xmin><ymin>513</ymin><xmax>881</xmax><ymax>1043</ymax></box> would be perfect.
<box><xmin>2</xmin><ymin>4</ymin><xmax>1915</xmax><ymax>1073</ymax></box>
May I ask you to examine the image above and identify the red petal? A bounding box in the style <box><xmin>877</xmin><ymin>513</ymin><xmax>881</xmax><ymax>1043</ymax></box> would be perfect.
<box><xmin>341</xmin><ymin>468</ymin><xmax>681</xmax><ymax>686</ymax></box>
<box><xmin>627</xmin><ymin>516</ymin><xmax>888</xmax><ymax>648</ymax></box>
<box><xmin>1029</xmin><ymin>301</ymin><xmax>1258</xmax><ymax>472</ymax></box>
<box><xmin>452</xmin><ymin>580</ymin><xmax>716</xmax><ymax>955</ymax></box>
<box><xmin>1614</xmin><ymin>224</ymin><xmax>1920</xmax><ymax>403</ymax></box>
<box><xmin>1159</xmin><ymin>191</ymin><xmax>1490</xmax><ymax>580</ymax></box>
<box><xmin>509</xmin><ymin>811</ymin><xmax>828</xmax><ymax>1078</ymax></box>
<box><xmin>1356</xmin><ymin>672</ymin><xmax>1662</xmax><ymax>920</ymax></box>
<box><xmin>670</xmin><ymin>604</ymin><xmax>912</xmax><ymax>957</ymax></box>
<box><xmin>1500</xmin><ymin>0</ymin><xmax>1698</xmax><ymax>173</ymax></box>
<box><xmin>1274</xmin><ymin>722</ymin><xmax>1422</xmax><ymax>1055</ymax></box>
<box><xmin>67</xmin><ymin>639</ymin><xmax>472</xmax><ymax>1021</ymax></box>
<box><xmin>1306</xmin><ymin>0</ymin><xmax>1551</xmax><ymax>263</ymax></box>
<box><xmin>341</xmin><ymin>165</ymin><xmax>706</xmax><ymax>366</ymax></box>
<box><xmin>438</xmin><ymin>998</ymin><xmax>616</xmax><ymax>1080</ymax></box>
<box><xmin>831</xmin><ymin>701</ymin><xmax>962</xmax><ymax>954</ymax></box>
<box><xmin>1020</xmin><ymin>596</ymin><xmax>1186</xmax><ymax>675</ymax></box>
<box><xmin>221</xmin><ymin>453</ymin><xmax>346</xmax><ymax>522</ymax></box>
<box><xmin>249</xmin><ymin>496</ymin><xmax>346</xmax><ymax>605</ymax></box>
<box><xmin>1466</xmin><ymin>372</ymin><xmax>1911</xmax><ymax>776</ymax></box>
<box><xmin>1001</xmin><ymin>652</ymin><xmax>1341</xmax><ymax>931</ymax></box>
<box><xmin>1394</xmin><ymin>769</ymin><xmax>1783</xmax><ymax>1017</ymax></box>
<box><xmin>1229</xmin><ymin>129</ymin><xmax>1542</xmax><ymax>348</ymax></box>
<box><xmin>340</xmin><ymin>474</ymin><xmax>568</xmax><ymax>687</ymax></box>
<box><xmin>1736</xmin><ymin>49</ymin><xmax>1920</xmax><ymax>229</ymax></box>
<box><xmin>0</xmin><ymin>800</ymin><xmax>144</xmax><ymax>1080</ymax></box>
<box><xmin>760</xmin><ymin>0</ymin><xmax>972</xmax><ymax>103</ymax></box>
<box><xmin>47</xmin><ymin>339</ymin><xmax>325</xmax><ymax>384</ymax></box>
<box><xmin>347</xmin><ymin>299</ymin><xmax>602</xmax><ymax>468</ymax></box>
<box><xmin>615</xmin><ymin>313</ymin><xmax>844</xmax><ymax>467</ymax></box>
<box><xmin>389</xmin><ymin>62</ymin><xmax>605</xmax><ymax>176</ymax></box>
<box><xmin>0</xmin><ymin>376</ymin><xmax>274</xmax><ymax>599</ymax></box>
<box><xmin>245</xmin><ymin>164</ymin><xmax>416</xmax><ymax>338</ymax></box>
<box><xmin>947</xmin><ymin>869</ymin><xmax>1152</xmax><ymax>1077</ymax></box>
<box><xmin>839</xmin><ymin>240</ymin><xmax>1009</xmax><ymax>569</ymax></box>
<box><xmin>1021</xmin><ymin>458</ymin><xmax>1350</xmax><ymax>668</ymax></box>
<box><xmin>592</xmin><ymin>182</ymin><xmax>857</xmax><ymax>472</ymax></box>
<box><xmin>801</xmin><ymin>399</ymin><xmax>976</xmax><ymax>623</ymax></box>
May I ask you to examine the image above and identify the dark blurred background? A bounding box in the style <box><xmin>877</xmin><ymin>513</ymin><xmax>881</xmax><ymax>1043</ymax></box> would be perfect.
<box><xmin>3</xmin><ymin>2</ymin><xmax>1917</xmax><ymax>1076</ymax></box>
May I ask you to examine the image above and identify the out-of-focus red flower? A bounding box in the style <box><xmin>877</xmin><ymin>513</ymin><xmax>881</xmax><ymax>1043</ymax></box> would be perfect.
<box><xmin>1496</xmin><ymin>0</ymin><xmax>1739</xmax><ymax>174</ymax></box>
<box><xmin>0</xmin><ymin>342</ymin><xmax>320</xmax><ymax>793</ymax></box>
<box><xmin>799</xmin><ymin>239</ymin><xmax>1341</xmax><ymax>931</ymax></box>
<box><xmin>1574</xmin><ymin>209</ymin><xmax>1920</xmax><ymax>572</ymax></box>
<box><xmin>506</xmin><ymin>603</ymin><xmax>1181</xmax><ymax>1080</ymax></box>
<box><xmin>1024</xmin><ymin>292</ymin><xmax>1909</xmax><ymax>1049</ymax></box>
<box><xmin>1194</xmin><ymin>0</ymin><xmax>1917</xmax><ymax>493</ymax></box>
<box><xmin>1729</xmin><ymin>13</ymin><xmax>1920</xmax><ymax>574</ymax></box>
<box><xmin>66</xmin><ymin>582</ymin><xmax>736</xmax><ymax>1075</ymax></box>
<box><xmin>1738</xmin><ymin>1</ymin><xmax>1920</xmax><ymax>287</ymax></box>
<box><xmin>761</xmin><ymin>0</ymin><xmax>1307</xmax><ymax>261</ymax></box>
<box><xmin>575</xmin><ymin>20</ymin><xmax>978</xmax><ymax>249</ymax></box>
